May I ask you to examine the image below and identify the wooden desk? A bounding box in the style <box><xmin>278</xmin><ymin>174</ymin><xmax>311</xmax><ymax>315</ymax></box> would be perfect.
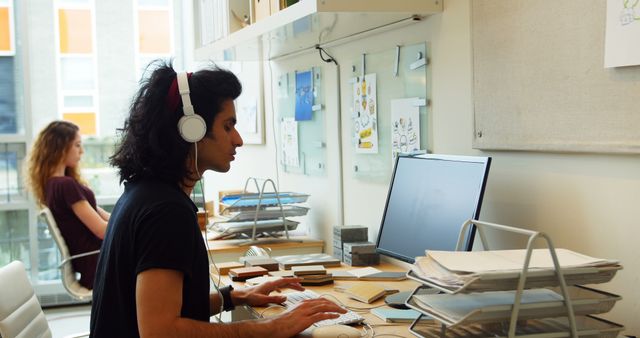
<box><xmin>205</xmin><ymin>235</ymin><xmax>324</xmax><ymax>263</ymax></box>
<box><xmin>222</xmin><ymin>262</ymin><xmax>419</xmax><ymax>338</ymax></box>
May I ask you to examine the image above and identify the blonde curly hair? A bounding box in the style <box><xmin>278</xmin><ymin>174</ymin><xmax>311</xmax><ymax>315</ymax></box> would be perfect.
<box><xmin>26</xmin><ymin>121</ymin><xmax>85</xmax><ymax>207</ymax></box>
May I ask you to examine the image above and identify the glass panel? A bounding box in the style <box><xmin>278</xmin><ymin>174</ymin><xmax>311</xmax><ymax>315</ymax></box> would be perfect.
<box><xmin>350</xmin><ymin>43</ymin><xmax>428</xmax><ymax>182</ymax></box>
<box><xmin>138</xmin><ymin>0</ymin><xmax>169</xmax><ymax>7</ymax></box>
<box><xmin>62</xmin><ymin>112</ymin><xmax>96</xmax><ymax>136</ymax></box>
<box><xmin>58</xmin><ymin>0</ymin><xmax>90</xmax><ymax>5</ymax></box>
<box><xmin>0</xmin><ymin>143</ymin><xmax>27</xmax><ymax>203</ymax></box>
<box><xmin>0</xmin><ymin>6</ymin><xmax>12</xmax><ymax>52</ymax></box>
<box><xmin>0</xmin><ymin>56</ymin><xmax>16</xmax><ymax>133</ymax></box>
<box><xmin>63</xmin><ymin>94</ymin><xmax>93</xmax><ymax>108</ymax></box>
<box><xmin>60</xmin><ymin>57</ymin><xmax>94</xmax><ymax>90</ymax></box>
<box><xmin>58</xmin><ymin>8</ymin><xmax>92</xmax><ymax>54</ymax></box>
<box><xmin>138</xmin><ymin>10</ymin><xmax>171</xmax><ymax>54</ymax></box>
<box><xmin>275</xmin><ymin>67</ymin><xmax>326</xmax><ymax>176</ymax></box>
<box><xmin>0</xmin><ymin>210</ymin><xmax>30</xmax><ymax>270</ymax></box>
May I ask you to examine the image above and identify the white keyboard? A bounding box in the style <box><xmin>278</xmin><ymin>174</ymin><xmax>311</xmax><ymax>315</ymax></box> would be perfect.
<box><xmin>283</xmin><ymin>290</ymin><xmax>365</xmax><ymax>327</ymax></box>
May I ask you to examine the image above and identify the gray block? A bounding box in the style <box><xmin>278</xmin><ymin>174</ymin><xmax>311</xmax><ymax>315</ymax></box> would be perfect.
<box><xmin>332</xmin><ymin>246</ymin><xmax>343</xmax><ymax>261</ymax></box>
<box><xmin>333</xmin><ymin>225</ymin><xmax>368</xmax><ymax>242</ymax></box>
<box><xmin>343</xmin><ymin>242</ymin><xmax>376</xmax><ymax>255</ymax></box>
<box><xmin>344</xmin><ymin>252</ymin><xmax>380</xmax><ymax>266</ymax></box>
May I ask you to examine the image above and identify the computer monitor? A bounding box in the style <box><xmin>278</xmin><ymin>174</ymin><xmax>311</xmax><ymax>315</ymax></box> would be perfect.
<box><xmin>375</xmin><ymin>154</ymin><xmax>491</xmax><ymax>263</ymax></box>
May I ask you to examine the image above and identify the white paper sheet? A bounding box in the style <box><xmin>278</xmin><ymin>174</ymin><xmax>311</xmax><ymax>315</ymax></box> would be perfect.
<box><xmin>353</xmin><ymin>74</ymin><xmax>378</xmax><ymax>153</ymax></box>
<box><xmin>391</xmin><ymin>98</ymin><xmax>421</xmax><ymax>163</ymax></box>
<box><xmin>426</xmin><ymin>249</ymin><xmax>617</xmax><ymax>274</ymax></box>
<box><xmin>281</xmin><ymin>118</ymin><xmax>299</xmax><ymax>167</ymax></box>
<box><xmin>605</xmin><ymin>0</ymin><xmax>640</xmax><ymax>67</ymax></box>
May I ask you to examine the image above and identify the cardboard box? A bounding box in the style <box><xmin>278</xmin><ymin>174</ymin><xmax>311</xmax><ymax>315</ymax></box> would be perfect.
<box><xmin>253</xmin><ymin>0</ymin><xmax>270</xmax><ymax>22</ymax></box>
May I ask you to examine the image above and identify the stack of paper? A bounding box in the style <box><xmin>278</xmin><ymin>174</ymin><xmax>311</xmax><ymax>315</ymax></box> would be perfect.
<box><xmin>411</xmin><ymin>249</ymin><xmax>621</xmax><ymax>293</ymax></box>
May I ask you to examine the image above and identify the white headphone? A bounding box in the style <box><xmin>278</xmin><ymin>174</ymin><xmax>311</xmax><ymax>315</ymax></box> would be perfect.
<box><xmin>176</xmin><ymin>72</ymin><xmax>207</xmax><ymax>143</ymax></box>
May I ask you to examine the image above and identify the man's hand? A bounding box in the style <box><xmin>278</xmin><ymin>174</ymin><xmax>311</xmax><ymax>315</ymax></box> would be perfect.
<box><xmin>231</xmin><ymin>277</ymin><xmax>304</xmax><ymax>307</ymax></box>
<box><xmin>267</xmin><ymin>298</ymin><xmax>347</xmax><ymax>338</ymax></box>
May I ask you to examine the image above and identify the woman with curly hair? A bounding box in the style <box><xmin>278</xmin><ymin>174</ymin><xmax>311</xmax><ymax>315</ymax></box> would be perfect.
<box><xmin>27</xmin><ymin>120</ymin><xmax>110</xmax><ymax>289</ymax></box>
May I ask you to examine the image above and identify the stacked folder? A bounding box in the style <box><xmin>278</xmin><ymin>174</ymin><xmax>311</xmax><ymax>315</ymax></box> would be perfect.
<box><xmin>292</xmin><ymin>265</ymin><xmax>333</xmax><ymax>286</ymax></box>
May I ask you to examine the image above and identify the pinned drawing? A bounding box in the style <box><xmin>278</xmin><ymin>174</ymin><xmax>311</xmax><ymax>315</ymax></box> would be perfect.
<box><xmin>295</xmin><ymin>70</ymin><xmax>313</xmax><ymax>121</ymax></box>
<box><xmin>353</xmin><ymin>73</ymin><xmax>378</xmax><ymax>153</ymax></box>
<box><xmin>605</xmin><ymin>0</ymin><xmax>640</xmax><ymax>67</ymax></box>
<box><xmin>281</xmin><ymin>118</ymin><xmax>299</xmax><ymax>167</ymax></box>
<box><xmin>391</xmin><ymin>98</ymin><xmax>421</xmax><ymax>163</ymax></box>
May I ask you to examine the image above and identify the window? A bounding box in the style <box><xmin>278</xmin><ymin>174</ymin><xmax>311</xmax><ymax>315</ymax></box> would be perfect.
<box><xmin>55</xmin><ymin>0</ymin><xmax>98</xmax><ymax>136</ymax></box>
<box><xmin>135</xmin><ymin>0</ymin><xmax>173</xmax><ymax>77</ymax></box>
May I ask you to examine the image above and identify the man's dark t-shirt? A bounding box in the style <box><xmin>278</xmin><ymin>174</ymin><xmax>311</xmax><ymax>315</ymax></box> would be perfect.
<box><xmin>89</xmin><ymin>179</ymin><xmax>209</xmax><ymax>338</ymax></box>
<box><xmin>45</xmin><ymin>176</ymin><xmax>102</xmax><ymax>289</ymax></box>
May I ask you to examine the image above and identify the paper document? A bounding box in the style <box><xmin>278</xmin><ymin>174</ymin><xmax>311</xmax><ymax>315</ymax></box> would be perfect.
<box><xmin>426</xmin><ymin>249</ymin><xmax>618</xmax><ymax>274</ymax></box>
<box><xmin>349</xmin><ymin>267</ymin><xmax>382</xmax><ymax>278</ymax></box>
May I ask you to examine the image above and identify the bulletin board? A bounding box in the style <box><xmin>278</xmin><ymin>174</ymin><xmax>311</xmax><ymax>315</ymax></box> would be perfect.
<box><xmin>276</xmin><ymin>67</ymin><xmax>327</xmax><ymax>176</ymax></box>
<box><xmin>472</xmin><ymin>0</ymin><xmax>640</xmax><ymax>154</ymax></box>
<box><xmin>350</xmin><ymin>42</ymin><xmax>429</xmax><ymax>182</ymax></box>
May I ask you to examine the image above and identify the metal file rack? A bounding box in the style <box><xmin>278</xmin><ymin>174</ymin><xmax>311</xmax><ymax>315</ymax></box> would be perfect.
<box><xmin>405</xmin><ymin>220</ymin><xmax>624</xmax><ymax>338</ymax></box>
<box><xmin>211</xmin><ymin>177</ymin><xmax>309</xmax><ymax>244</ymax></box>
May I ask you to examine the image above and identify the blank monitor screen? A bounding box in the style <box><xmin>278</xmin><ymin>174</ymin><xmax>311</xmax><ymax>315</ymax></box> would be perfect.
<box><xmin>376</xmin><ymin>154</ymin><xmax>491</xmax><ymax>263</ymax></box>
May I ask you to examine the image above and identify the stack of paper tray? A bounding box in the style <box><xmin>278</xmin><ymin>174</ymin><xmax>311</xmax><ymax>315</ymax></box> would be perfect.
<box><xmin>209</xmin><ymin>219</ymin><xmax>299</xmax><ymax>239</ymax></box>
<box><xmin>220</xmin><ymin>192</ymin><xmax>309</xmax><ymax>211</ymax></box>
<box><xmin>408</xmin><ymin>315</ymin><xmax>624</xmax><ymax>338</ymax></box>
<box><xmin>406</xmin><ymin>265</ymin><xmax>622</xmax><ymax>294</ymax></box>
<box><xmin>406</xmin><ymin>285</ymin><xmax>621</xmax><ymax>327</ymax></box>
<box><xmin>220</xmin><ymin>205</ymin><xmax>309</xmax><ymax>222</ymax></box>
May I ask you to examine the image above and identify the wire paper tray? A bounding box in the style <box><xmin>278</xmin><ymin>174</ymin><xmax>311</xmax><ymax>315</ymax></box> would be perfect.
<box><xmin>220</xmin><ymin>192</ymin><xmax>309</xmax><ymax>210</ymax></box>
<box><xmin>209</xmin><ymin>219</ymin><xmax>299</xmax><ymax>239</ymax></box>
<box><xmin>408</xmin><ymin>315</ymin><xmax>624</xmax><ymax>338</ymax></box>
<box><xmin>406</xmin><ymin>264</ymin><xmax>622</xmax><ymax>294</ymax></box>
<box><xmin>220</xmin><ymin>205</ymin><xmax>309</xmax><ymax>222</ymax></box>
<box><xmin>406</xmin><ymin>285</ymin><xmax>621</xmax><ymax>328</ymax></box>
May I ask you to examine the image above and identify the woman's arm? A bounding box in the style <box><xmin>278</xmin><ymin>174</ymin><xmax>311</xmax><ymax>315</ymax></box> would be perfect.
<box><xmin>96</xmin><ymin>206</ymin><xmax>111</xmax><ymax>222</ymax></box>
<box><xmin>71</xmin><ymin>200</ymin><xmax>108</xmax><ymax>239</ymax></box>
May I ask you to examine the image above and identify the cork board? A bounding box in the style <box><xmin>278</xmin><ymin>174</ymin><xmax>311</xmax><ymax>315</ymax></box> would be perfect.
<box><xmin>472</xmin><ymin>0</ymin><xmax>640</xmax><ymax>153</ymax></box>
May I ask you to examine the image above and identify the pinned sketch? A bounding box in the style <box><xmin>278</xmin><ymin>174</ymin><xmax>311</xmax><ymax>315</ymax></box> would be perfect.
<box><xmin>295</xmin><ymin>70</ymin><xmax>313</xmax><ymax>121</ymax></box>
<box><xmin>605</xmin><ymin>0</ymin><xmax>640</xmax><ymax>67</ymax></box>
<box><xmin>236</xmin><ymin>97</ymin><xmax>257</xmax><ymax>133</ymax></box>
<box><xmin>391</xmin><ymin>98</ymin><xmax>421</xmax><ymax>163</ymax></box>
<box><xmin>353</xmin><ymin>73</ymin><xmax>378</xmax><ymax>153</ymax></box>
<box><xmin>281</xmin><ymin>118</ymin><xmax>299</xmax><ymax>167</ymax></box>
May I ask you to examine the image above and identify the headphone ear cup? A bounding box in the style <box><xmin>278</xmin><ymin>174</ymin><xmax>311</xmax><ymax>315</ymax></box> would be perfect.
<box><xmin>178</xmin><ymin>114</ymin><xmax>206</xmax><ymax>143</ymax></box>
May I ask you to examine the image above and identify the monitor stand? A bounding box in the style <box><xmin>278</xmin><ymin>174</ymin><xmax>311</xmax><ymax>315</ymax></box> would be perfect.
<box><xmin>384</xmin><ymin>290</ymin><xmax>411</xmax><ymax>309</ymax></box>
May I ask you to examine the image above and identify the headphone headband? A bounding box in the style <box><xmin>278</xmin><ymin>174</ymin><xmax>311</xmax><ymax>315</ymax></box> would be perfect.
<box><xmin>174</xmin><ymin>72</ymin><xmax>206</xmax><ymax>143</ymax></box>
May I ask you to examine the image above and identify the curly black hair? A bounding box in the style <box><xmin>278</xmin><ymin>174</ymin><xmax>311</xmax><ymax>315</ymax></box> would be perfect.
<box><xmin>110</xmin><ymin>60</ymin><xmax>242</xmax><ymax>186</ymax></box>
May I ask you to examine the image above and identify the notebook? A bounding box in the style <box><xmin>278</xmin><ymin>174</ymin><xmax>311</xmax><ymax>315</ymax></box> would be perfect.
<box><xmin>371</xmin><ymin>308</ymin><xmax>422</xmax><ymax>323</ymax></box>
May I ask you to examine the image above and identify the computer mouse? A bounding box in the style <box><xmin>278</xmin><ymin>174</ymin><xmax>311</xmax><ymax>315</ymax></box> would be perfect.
<box><xmin>311</xmin><ymin>324</ymin><xmax>362</xmax><ymax>338</ymax></box>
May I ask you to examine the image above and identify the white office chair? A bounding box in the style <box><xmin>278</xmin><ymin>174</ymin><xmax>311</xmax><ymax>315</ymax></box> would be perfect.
<box><xmin>39</xmin><ymin>208</ymin><xmax>99</xmax><ymax>301</ymax></box>
<box><xmin>0</xmin><ymin>261</ymin><xmax>90</xmax><ymax>338</ymax></box>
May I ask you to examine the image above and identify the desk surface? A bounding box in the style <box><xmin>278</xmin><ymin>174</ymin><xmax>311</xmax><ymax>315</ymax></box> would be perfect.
<box><xmin>222</xmin><ymin>262</ymin><xmax>419</xmax><ymax>338</ymax></box>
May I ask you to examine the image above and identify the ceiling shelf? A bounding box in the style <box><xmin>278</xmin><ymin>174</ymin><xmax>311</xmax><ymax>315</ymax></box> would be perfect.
<box><xmin>194</xmin><ymin>0</ymin><xmax>442</xmax><ymax>61</ymax></box>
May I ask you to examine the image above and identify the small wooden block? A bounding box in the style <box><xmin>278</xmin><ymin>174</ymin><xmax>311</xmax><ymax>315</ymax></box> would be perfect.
<box><xmin>215</xmin><ymin>261</ymin><xmax>244</xmax><ymax>275</ymax></box>
<box><xmin>229</xmin><ymin>266</ymin><xmax>268</xmax><ymax>281</ymax></box>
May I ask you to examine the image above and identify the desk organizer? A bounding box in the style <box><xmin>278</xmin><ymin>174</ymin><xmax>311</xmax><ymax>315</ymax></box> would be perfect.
<box><xmin>212</xmin><ymin>177</ymin><xmax>309</xmax><ymax>244</ymax></box>
<box><xmin>405</xmin><ymin>220</ymin><xmax>625</xmax><ymax>338</ymax></box>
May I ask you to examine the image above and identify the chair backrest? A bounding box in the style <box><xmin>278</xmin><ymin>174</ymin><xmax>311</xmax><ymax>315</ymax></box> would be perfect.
<box><xmin>0</xmin><ymin>261</ymin><xmax>52</xmax><ymax>338</ymax></box>
<box><xmin>39</xmin><ymin>208</ymin><xmax>92</xmax><ymax>301</ymax></box>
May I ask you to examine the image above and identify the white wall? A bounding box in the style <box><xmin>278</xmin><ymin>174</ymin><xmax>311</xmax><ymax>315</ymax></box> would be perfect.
<box><xmin>207</xmin><ymin>0</ymin><xmax>639</xmax><ymax>333</ymax></box>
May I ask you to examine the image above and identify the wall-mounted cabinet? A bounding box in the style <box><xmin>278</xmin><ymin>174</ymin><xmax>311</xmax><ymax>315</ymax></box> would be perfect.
<box><xmin>194</xmin><ymin>0</ymin><xmax>442</xmax><ymax>61</ymax></box>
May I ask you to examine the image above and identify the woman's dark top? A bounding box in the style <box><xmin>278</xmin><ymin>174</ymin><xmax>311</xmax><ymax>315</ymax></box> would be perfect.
<box><xmin>45</xmin><ymin>176</ymin><xmax>102</xmax><ymax>289</ymax></box>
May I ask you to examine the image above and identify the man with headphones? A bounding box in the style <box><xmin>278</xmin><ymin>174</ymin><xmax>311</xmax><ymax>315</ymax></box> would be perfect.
<box><xmin>89</xmin><ymin>61</ymin><xmax>345</xmax><ymax>338</ymax></box>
